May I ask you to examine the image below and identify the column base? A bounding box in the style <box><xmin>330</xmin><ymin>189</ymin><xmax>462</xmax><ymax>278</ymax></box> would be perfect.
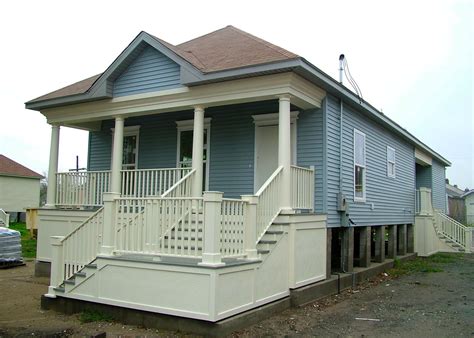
<box><xmin>44</xmin><ymin>204</ymin><xmax>56</xmax><ymax>209</ymax></box>
<box><xmin>199</xmin><ymin>253</ymin><xmax>225</xmax><ymax>267</ymax></box>
<box><xmin>99</xmin><ymin>246</ymin><xmax>115</xmax><ymax>256</ymax></box>
<box><xmin>280</xmin><ymin>208</ymin><xmax>296</xmax><ymax>215</ymax></box>
<box><xmin>244</xmin><ymin>249</ymin><xmax>259</xmax><ymax>260</ymax></box>
<box><xmin>45</xmin><ymin>287</ymin><xmax>57</xmax><ymax>298</ymax></box>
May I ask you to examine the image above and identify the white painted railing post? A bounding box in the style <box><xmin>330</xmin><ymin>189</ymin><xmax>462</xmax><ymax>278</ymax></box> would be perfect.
<box><xmin>419</xmin><ymin>187</ymin><xmax>432</xmax><ymax>215</ymax></box>
<box><xmin>46</xmin><ymin>124</ymin><xmax>60</xmax><ymax>208</ymax></box>
<box><xmin>100</xmin><ymin>192</ymin><xmax>120</xmax><ymax>255</ymax></box>
<box><xmin>241</xmin><ymin>195</ymin><xmax>258</xmax><ymax>260</ymax></box>
<box><xmin>46</xmin><ymin>235</ymin><xmax>65</xmax><ymax>298</ymax></box>
<box><xmin>199</xmin><ymin>191</ymin><xmax>225</xmax><ymax>267</ymax></box>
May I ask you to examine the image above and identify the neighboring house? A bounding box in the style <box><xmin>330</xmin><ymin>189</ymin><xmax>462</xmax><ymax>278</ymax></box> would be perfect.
<box><xmin>26</xmin><ymin>26</ymin><xmax>457</xmax><ymax>324</ymax></box>
<box><xmin>445</xmin><ymin>179</ymin><xmax>466</xmax><ymax>223</ymax></box>
<box><xmin>0</xmin><ymin>154</ymin><xmax>43</xmax><ymax>221</ymax></box>
<box><xmin>462</xmin><ymin>190</ymin><xmax>474</xmax><ymax>225</ymax></box>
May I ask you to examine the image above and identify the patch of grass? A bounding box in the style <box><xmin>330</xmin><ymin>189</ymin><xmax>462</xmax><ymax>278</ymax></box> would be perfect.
<box><xmin>7</xmin><ymin>222</ymin><xmax>37</xmax><ymax>258</ymax></box>
<box><xmin>427</xmin><ymin>252</ymin><xmax>463</xmax><ymax>264</ymax></box>
<box><xmin>389</xmin><ymin>257</ymin><xmax>443</xmax><ymax>277</ymax></box>
<box><xmin>79</xmin><ymin>309</ymin><xmax>114</xmax><ymax>323</ymax></box>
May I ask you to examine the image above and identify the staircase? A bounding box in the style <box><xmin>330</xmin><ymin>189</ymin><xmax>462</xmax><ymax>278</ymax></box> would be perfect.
<box><xmin>433</xmin><ymin>211</ymin><xmax>472</xmax><ymax>253</ymax></box>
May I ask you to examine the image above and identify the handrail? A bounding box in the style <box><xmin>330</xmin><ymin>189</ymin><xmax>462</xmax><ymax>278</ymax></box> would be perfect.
<box><xmin>256</xmin><ymin>166</ymin><xmax>283</xmax><ymax>196</ymax></box>
<box><xmin>290</xmin><ymin>165</ymin><xmax>315</xmax><ymax>210</ymax></box>
<box><xmin>61</xmin><ymin>207</ymin><xmax>104</xmax><ymax>243</ymax></box>
<box><xmin>0</xmin><ymin>209</ymin><xmax>9</xmax><ymax>227</ymax></box>
<box><xmin>161</xmin><ymin>169</ymin><xmax>196</xmax><ymax>197</ymax></box>
<box><xmin>434</xmin><ymin>210</ymin><xmax>470</xmax><ymax>252</ymax></box>
<box><xmin>121</xmin><ymin>168</ymin><xmax>191</xmax><ymax>197</ymax></box>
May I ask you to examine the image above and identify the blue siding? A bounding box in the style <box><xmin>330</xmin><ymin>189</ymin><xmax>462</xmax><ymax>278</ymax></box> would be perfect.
<box><xmin>431</xmin><ymin>160</ymin><xmax>447</xmax><ymax>212</ymax></box>
<box><xmin>325</xmin><ymin>95</ymin><xmax>415</xmax><ymax>227</ymax></box>
<box><xmin>416</xmin><ymin>164</ymin><xmax>432</xmax><ymax>189</ymax></box>
<box><xmin>113</xmin><ymin>46</ymin><xmax>181</xmax><ymax>97</ymax></box>
<box><xmin>297</xmin><ymin>108</ymin><xmax>324</xmax><ymax>213</ymax></box>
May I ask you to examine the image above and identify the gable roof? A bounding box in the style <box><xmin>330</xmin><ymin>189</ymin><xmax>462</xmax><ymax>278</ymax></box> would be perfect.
<box><xmin>0</xmin><ymin>155</ymin><xmax>44</xmax><ymax>179</ymax></box>
<box><xmin>461</xmin><ymin>189</ymin><xmax>474</xmax><ymax>199</ymax></box>
<box><xmin>25</xmin><ymin>26</ymin><xmax>451</xmax><ymax>167</ymax></box>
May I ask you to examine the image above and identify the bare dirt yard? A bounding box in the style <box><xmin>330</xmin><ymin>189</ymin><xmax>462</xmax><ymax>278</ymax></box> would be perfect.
<box><xmin>1</xmin><ymin>253</ymin><xmax>473</xmax><ymax>337</ymax></box>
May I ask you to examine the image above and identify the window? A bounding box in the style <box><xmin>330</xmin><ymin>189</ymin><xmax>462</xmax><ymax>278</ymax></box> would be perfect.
<box><xmin>354</xmin><ymin>129</ymin><xmax>366</xmax><ymax>202</ymax></box>
<box><xmin>176</xmin><ymin>118</ymin><xmax>211</xmax><ymax>191</ymax></box>
<box><xmin>387</xmin><ymin>146</ymin><xmax>396</xmax><ymax>178</ymax></box>
<box><xmin>111</xmin><ymin>125</ymin><xmax>140</xmax><ymax>170</ymax></box>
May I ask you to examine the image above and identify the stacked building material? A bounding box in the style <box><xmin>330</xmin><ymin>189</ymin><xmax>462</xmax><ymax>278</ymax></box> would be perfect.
<box><xmin>0</xmin><ymin>227</ymin><xmax>23</xmax><ymax>266</ymax></box>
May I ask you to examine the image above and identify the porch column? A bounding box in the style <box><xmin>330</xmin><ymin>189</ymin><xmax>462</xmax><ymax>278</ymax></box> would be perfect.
<box><xmin>192</xmin><ymin>106</ymin><xmax>205</xmax><ymax>197</ymax></box>
<box><xmin>110</xmin><ymin>117</ymin><xmax>124</xmax><ymax>194</ymax></box>
<box><xmin>45</xmin><ymin>124</ymin><xmax>60</xmax><ymax>208</ymax></box>
<box><xmin>278</xmin><ymin>95</ymin><xmax>292</xmax><ymax>212</ymax></box>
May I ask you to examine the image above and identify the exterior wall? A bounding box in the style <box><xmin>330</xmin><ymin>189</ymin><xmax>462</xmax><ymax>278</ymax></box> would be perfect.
<box><xmin>465</xmin><ymin>194</ymin><xmax>474</xmax><ymax>225</ymax></box>
<box><xmin>88</xmin><ymin>100</ymin><xmax>285</xmax><ymax>198</ymax></box>
<box><xmin>416</xmin><ymin>164</ymin><xmax>432</xmax><ymax>189</ymax></box>
<box><xmin>431</xmin><ymin>160</ymin><xmax>447</xmax><ymax>212</ymax></box>
<box><xmin>297</xmin><ymin>107</ymin><xmax>325</xmax><ymax>213</ymax></box>
<box><xmin>0</xmin><ymin>176</ymin><xmax>40</xmax><ymax>212</ymax></box>
<box><xmin>113</xmin><ymin>46</ymin><xmax>182</xmax><ymax>97</ymax></box>
<box><xmin>325</xmin><ymin>95</ymin><xmax>415</xmax><ymax>227</ymax></box>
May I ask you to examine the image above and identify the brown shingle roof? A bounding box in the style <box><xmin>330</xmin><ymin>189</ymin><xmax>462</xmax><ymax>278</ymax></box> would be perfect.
<box><xmin>0</xmin><ymin>155</ymin><xmax>44</xmax><ymax>179</ymax></box>
<box><xmin>29</xmin><ymin>26</ymin><xmax>299</xmax><ymax>103</ymax></box>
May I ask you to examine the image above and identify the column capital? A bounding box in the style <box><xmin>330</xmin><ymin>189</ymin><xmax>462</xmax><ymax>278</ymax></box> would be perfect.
<box><xmin>194</xmin><ymin>105</ymin><xmax>205</xmax><ymax>112</ymax></box>
<box><xmin>278</xmin><ymin>94</ymin><xmax>291</xmax><ymax>102</ymax></box>
<box><xmin>113</xmin><ymin>116</ymin><xmax>125</xmax><ymax>122</ymax></box>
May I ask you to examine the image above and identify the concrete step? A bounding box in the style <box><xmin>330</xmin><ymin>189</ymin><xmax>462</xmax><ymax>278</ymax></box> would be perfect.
<box><xmin>257</xmin><ymin>249</ymin><xmax>270</xmax><ymax>255</ymax></box>
<box><xmin>259</xmin><ymin>240</ymin><xmax>277</xmax><ymax>245</ymax></box>
<box><xmin>64</xmin><ymin>278</ymin><xmax>76</xmax><ymax>285</ymax></box>
<box><xmin>53</xmin><ymin>286</ymin><xmax>65</xmax><ymax>293</ymax></box>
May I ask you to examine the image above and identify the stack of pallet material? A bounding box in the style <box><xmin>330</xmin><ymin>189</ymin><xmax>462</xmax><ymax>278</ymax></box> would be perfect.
<box><xmin>0</xmin><ymin>227</ymin><xmax>23</xmax><ymax>267</ymax></box>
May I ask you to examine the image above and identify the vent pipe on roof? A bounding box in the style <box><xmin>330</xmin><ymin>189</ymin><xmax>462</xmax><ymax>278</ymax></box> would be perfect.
<box><xmin>339</xmin><ymin>54</ymin><xmax>345</xmax><ymax>84</ymax></box>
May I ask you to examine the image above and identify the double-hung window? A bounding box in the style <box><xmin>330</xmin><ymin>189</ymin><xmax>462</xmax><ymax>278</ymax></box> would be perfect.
<box><xmin>354</xmin><ymin>129</ymin><xmax>366</xmax><ymax>202</ymax></box>
<box><xmin>387</xmin><ymin>146</ymin><xmax>396</xmax><ymax>178</ymax></box>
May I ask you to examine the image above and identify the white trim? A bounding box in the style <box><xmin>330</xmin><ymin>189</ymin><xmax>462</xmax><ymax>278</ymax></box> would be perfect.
<box><xmin>176</xmin><ymin>118</ymin><xmax>211</xmax><ymax>191</ymax></box>
<box><xmin>353</xmin><ymin>129</ymin><xmax>366</xmax><ymax>203</ymax></box>
<box><xmin>387</xmin><ymin>145</ymin><xmax>396</xmax><ymax>178</ymax></box>
<box><xmin>252</xmin><ymin>112</ymin><xmax>298</xmax><ymax>192</ymax></box>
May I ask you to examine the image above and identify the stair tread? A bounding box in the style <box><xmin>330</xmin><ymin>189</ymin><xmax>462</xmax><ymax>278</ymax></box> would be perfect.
<box><xmin>266</xmin><ymin>230</ymin><xmax>284</xmax><ymax>235</ymax></box>
<box><xmin>64</xmin><ymin>279</ymin><xmax>75</xmax><ymax>285</ymax></box>
<box><xmin>259</xmin><ymin>240</ymin><xmax>277</xmax><ymax>244</ymax></box>
<box><xmin>53</xmin><ymin>286</ymin><xmax>65</xmax><ymax>292</ymax></box>
<box><xmin>258</xmin><ymin>249</ymin><xmax>270</xmax><ymax>254</ymax></box>
<box><xmin>85</xmin><ymin>264</ymin><xmax>97</xmax><ymax>269</ymax></box>
<box><xmin>74</xmin><ymin>272</ymin><xmax>86</xmax><ymax>277</ymax></box>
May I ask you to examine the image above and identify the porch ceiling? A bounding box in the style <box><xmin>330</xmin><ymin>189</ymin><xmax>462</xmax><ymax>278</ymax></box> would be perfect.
<box><xmin>43</xmin><ymin>73</ymin><xmax>326</xmax><ymax>129</ymax></box>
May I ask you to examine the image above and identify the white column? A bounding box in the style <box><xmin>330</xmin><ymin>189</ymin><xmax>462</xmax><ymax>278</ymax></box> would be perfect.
<box><xmin>45</xmin><ymin>124</ymin><xmax>60</xmax><ymax>208</ymax></box>
<box><xmin>279</xmin><ymin>95</ymin><xmax>292</xmax><ymax>212</ymax></box>
<box><xmin>192</xmin><ymin>106</ymin><xmax>205</xmax><ymax>197</ymax></box>
<box><xmin>199</xmin><ymin>191</ymin><xmax>225</xmax><ymax>267</ymax></box>
<box><xmin>241</xmin><ymin>195</ymin><xmax>258</xmax><ymax>260</ymax></box>
<box><xmin>111</xmin><ymin>117</ymin><xmax>124</xmax><ymax>194</ymax></box>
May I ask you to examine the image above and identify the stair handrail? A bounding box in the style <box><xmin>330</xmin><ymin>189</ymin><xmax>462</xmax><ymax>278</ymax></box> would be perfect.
<box><xmin>255</xmin><ymin>166</ymin><xmax>284</xmax><ymax>243</ymax></box>
<box><xmin>161</xmin><ymin>169</ymin><xmax>196</xmax><ymax>198</ymax></box>
<box><xmin>434</xmin><ymin>210</ymin><xmax>471</xmax><ymax>252</ymax></box>
<box><xmin>0</xmin><ymin>209</ymin><xmax>9</xmax><ymax>227</ymax></box>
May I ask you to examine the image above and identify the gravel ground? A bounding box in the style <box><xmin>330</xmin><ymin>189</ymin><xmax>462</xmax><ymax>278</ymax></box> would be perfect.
<box><xmin>1</xmin><ymin>254</ymin><xmax>473</xmax><ymax>337</ymax></box>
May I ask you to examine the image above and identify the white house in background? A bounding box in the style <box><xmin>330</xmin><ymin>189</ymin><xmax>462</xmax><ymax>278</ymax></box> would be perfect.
<box><xmin>462</xmin><ymin>190</ymin><xmax>474</xmax><ymax>225</ymax></box>
<box><xmin>0</xmin><ymin>155</ymin><xmax>43</xmax><ymax>221</ymax></box>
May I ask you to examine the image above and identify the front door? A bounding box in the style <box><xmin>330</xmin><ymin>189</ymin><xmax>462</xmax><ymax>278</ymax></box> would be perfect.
<box><xmin>254</xmin><ymin>121</ymin><xmax>296</xmax><ymax>192</ymax></box>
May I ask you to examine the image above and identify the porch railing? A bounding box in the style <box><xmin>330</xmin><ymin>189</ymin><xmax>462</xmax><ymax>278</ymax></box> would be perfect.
<box><xmin>415</xmin><ymin>188</ymin><xmax>433</xmax><ymax>215</ymax></box>
<box><xmin>121</xmin><ymin>168</ymin><xmax>191</xmax><ymax>197</ymax></box>
<box><xmin>291</xmin><ymin>165</ymin><xmax>315</xmax><ymax>210</ymax></box>
<box><xmin>162</xmin><ymin>169</ymin><xmax>195</xmax><ymax>197</ymax></box>
<box><xmin>0</xmin><ymin>209</ymin><xmax>9</xmax><ymax>227</ymax></box>
<box><xmin>56</xmin><ymin>171</ymin><xmax>111</xmax><ymax>207</ymax></box>
<box><xmin>255</xmin><ymin>166</ymin><xmax>283</xmax><ymax>242</ymax></box>
<box><xmin>221</xmin><ymin>198</ymin><xmax>246</xmax><ymax>258</ymax></box>
<box><xmin>434</xmin><ymin>210</ymin><xmax>472</xmax><ymax>253</ymax></box>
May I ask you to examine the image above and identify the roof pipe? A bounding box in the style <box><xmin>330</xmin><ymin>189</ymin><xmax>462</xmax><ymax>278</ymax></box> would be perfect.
<box><xmin>339</xmin><ymin>54</ymin><xmax>345</xmax><ymax>84</ymax></box>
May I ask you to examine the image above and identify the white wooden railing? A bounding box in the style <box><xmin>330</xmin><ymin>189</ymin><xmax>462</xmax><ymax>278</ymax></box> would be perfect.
<box><xmin>61</xmin><ymin>208</ymin><xmax>104</xmax><ymax>281</ymax></box>
<box><xmin>121</xmin><ymin>168</ymin><xmax>191</xmax><ymax>197</ymax></box>
<box><xmin>221</xmin><ymin>198</ymin><xmax>246</xmax><ymax>258</ymax></box>
<box><xmin>434</xmin><ymin>210</ymin><xmax>472</xmax><ymax>252</ymax></box>
<box><xmin>56</xmin><ymin>171</ymin><xmax>111</xmax><ymax>207</ymax></box>
<box><xmin>161</xmin><ymin>169</ymin><xmax>195</xmax><ymax>197</ymax></box>
<box><xmin>115</xmin><ymin>197</ymin><xmax>203</xmax><ymax>257</ymax></box>
<box><xmin>0</xmin><ymin>209</ymin><xmax>9</xmax><ymax>227</ymax></box>
<box><xmin>255</xmin><ymin>166</ymin><xmax>283</xmax><ymax>242</ymax></box>
<box><xmin>291</xmin><ymin>165</ymin><xmax>315</xmax><ymax>210</ymax></box>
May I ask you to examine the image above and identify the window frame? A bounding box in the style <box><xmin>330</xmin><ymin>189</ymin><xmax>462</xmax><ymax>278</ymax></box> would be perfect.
<box><xmin>111</xmin><ymin>125</ymin><xmax>140</xmax><ymax>170</ymax></box>
<box><xmin>353</xmin><ymin>128</ymin><xmax>366</xmax><ymax>203</ymax></box>
<box><xmin>387</xmin><ymin>146</ymin><xmax>396</xmax><ymax>178</ymax></box>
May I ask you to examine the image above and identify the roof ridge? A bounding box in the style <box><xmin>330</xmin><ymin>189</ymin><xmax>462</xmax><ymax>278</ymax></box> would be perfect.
<box><xmin>177</xmin><ymin>26</ymin><xmax>230</xmax><ymax>48</ymax></box>
<box><xmin>226</xmin><ymin>25</ymin><xmax>298</xmax><ymax>59</ymax></box>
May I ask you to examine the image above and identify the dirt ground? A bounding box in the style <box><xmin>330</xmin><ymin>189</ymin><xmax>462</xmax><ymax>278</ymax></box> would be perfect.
<box><xmin>0</xmin><ymin>254</ymin><xmax>473</xmax><ymax>337</ymax></box>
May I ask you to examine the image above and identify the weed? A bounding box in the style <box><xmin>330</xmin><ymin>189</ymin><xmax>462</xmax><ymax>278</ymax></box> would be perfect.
<box><xmin>7</xmin><ymin>222</ymin><xmax>37</xmax><ymax>258</ymax></box>
<box><xmin>428</xmin><ymin>252</ymin><xmax>463</xmax><ymax>264</ymax></box>
<box><xmin>79</xmin><ymin>309</ymin><xmax>114</xmax><ymax>323</ymax></box>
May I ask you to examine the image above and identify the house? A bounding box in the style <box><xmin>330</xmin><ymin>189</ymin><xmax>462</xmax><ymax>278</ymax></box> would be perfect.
<box><xmin>25</xmin><ymin>26</ymin><xmax>466</xmax><ymax>326</ymax></box>
<box><xmin>0</xmin><ymin>154</ymin><xmax>43</xmax><ymax>224</ymax></box>
<box><xmin>462</xmin><ymin>190</ymin><xmax>474</xmax><ymax>225</ymax></box>
<box><xmin>445</xmin><ymin>179</ymin><xmax>466</xmax><ymax>223</ymax></box>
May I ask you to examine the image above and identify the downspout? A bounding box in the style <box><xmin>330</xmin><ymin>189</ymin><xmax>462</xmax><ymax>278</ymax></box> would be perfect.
<box><xmin>339</xmin><ymin>54</ymin><xmax>347</xmax><ymax>273</ymax></box>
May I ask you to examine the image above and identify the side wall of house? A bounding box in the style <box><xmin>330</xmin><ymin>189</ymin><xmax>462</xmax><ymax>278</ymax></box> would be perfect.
<box><xmin>416</xmin><ymin>164</ymin><xmax>432</xmax><ymax>189</ymax></box>
<box><xmin>431</xmin><ymin>159</ymin><xmax>447</xmax><ymax>212</ymax></box>
<box><xmin>325</xmin><ymin>95</ymin><xmax>416</xmax><ymax>227</ymax></box>
<box><xmin>0</xmin><ymin>176</ymin><xmax>40</xmax><ymax>212</ymax></box>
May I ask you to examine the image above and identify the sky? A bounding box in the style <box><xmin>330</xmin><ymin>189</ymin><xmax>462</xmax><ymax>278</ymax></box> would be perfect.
<box><xmin>0</xmin><ymin>0</ymin><xmax>472</xmax><ymax>189</ymax></box>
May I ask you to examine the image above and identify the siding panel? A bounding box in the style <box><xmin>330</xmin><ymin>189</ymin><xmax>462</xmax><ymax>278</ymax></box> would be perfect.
<box><xmin>113</xmin><ymin>46</ymin><xmax>182</xmax><ymax>97</ymax></box>
<box><xmin>325</xmin><ymin>95</ymin><xmax>416</xmax><ymax>227</ymax></box>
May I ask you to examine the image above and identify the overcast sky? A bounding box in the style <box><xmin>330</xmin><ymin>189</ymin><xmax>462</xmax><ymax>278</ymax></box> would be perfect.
<box><xmin>0</xmin><ymin>0</ymin><xmax>472</xmax><ymax>189</ymax></box>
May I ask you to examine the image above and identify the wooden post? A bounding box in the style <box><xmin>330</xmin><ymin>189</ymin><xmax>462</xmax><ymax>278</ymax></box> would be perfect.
<box><xmin>241</xmin><ymin>195</ymin><xmax>258</xmax><ymax>260</ymax></box>
<box><xmin>45</xmin><ymin>235</ymin><xmax>65</xmax><ymax>298</ymax></box>
<box><xmin>387</xmin><ymin>225</ymin><xmax>397</xmax><ymax>259</ymax></box>
<box><xmin>199</xmin><ymin>192</ymin><xmax>225</xmax><ymax>267</ymax></box>
<box><xmin>100</xmin><ymin>192</ymin><xmax>120</xmax><ymax>255</ymax></box>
